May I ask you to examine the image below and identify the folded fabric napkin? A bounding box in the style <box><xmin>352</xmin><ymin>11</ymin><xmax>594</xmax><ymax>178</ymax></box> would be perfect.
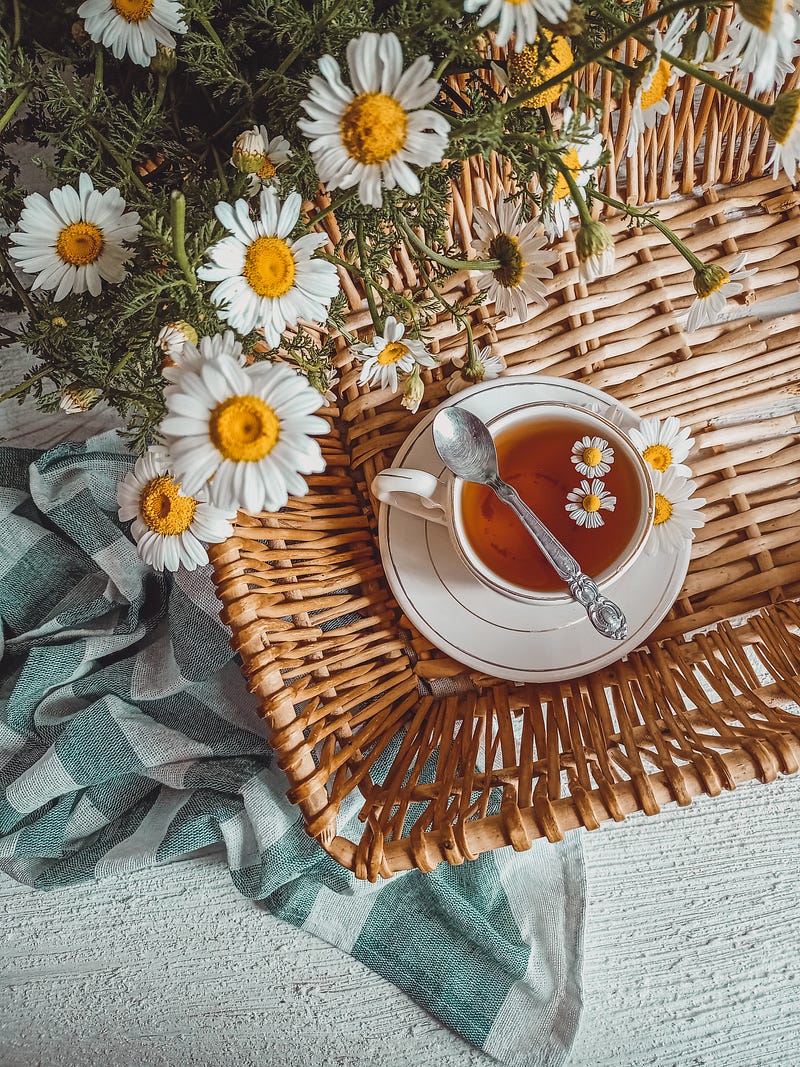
<box><xmin>0</xmin><ymin>431</ymin><xmax>586</xmax><ymax>1067</ymax></box>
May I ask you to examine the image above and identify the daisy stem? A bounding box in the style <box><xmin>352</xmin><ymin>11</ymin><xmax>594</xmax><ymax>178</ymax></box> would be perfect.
<box><xmin>210</xmin><ymin>143</ymin><xmax>230</xmax><ymax>193</ymax></box>
<box><xmin>0</xmin><ymin>245</ymin><xmax>37</xmax><ymax>320</ymax></box>
<box><xmin>0</xmin><ymin>84</ymin><xmax>30</xmax><ymax>138</ymax></box>
<box><xmin>92</xmin><ymin>47</ymin><xmax>103</xmax><ymax>97</ymax></box>
<box><xmin>541</xmin><ymin>109</ymin><xmax>595</xmax><ymax>227</ymax></box>
<box><xmin>411</xmin><ymin>249</ymin><xmax>481</xmax><ymax>373</ymax></box>
<box><xmin>356</xmin><ymin>222</ymin><xmax>383</xmax><ymax>332</ymax></box>
<box><xmin>170</xmin><ymin>191</ymin><xmax>198</xmax><ymax>290</ymax></box>
<box><xmin>594</xmin><ymin>5</ymin><xmax>774</xmax><ymax>119</ymax></box>
<box><xmin>589</xmin><ymin>188</ymin><xmax>706</xmax><ymax>272</ymax></box>
<box><xmin>196</xmin><ymin>12</ymin><xmax>224</xmax><ymax>48</ymax></box>
<box><xmin>89</xmin><ymin>127</ymin><xmax>149</xmax><ymax>197</ymax></box>
<box><xmin>306</xmin><ymin>190</ymin><xmax>356</xmax><ymax>228</ymax></box>
<box><xmin>153</xmin><ymin>75</ymin><xmax>168</xmax><ymax>115</ymax></box>
<box><xmin>0</xmin><ymin>365</ymin><xmax>51</xmax><ymax>403</ymax></box>
<box><xmin>397</xmin><ymin>215</ymin><xmax>500</xmax><ymax>272</ymax></box>
<box><xmin>11</xmin><ymin>0</ymin><xmax>21</xmax><ymax>47</ymax></box>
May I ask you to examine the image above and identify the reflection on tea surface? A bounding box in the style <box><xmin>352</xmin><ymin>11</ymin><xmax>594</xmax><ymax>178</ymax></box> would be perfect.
<box><xmin>460</xmin><ymin>415</ymin><xmax>641</xmax><ymax>593</ymax></box>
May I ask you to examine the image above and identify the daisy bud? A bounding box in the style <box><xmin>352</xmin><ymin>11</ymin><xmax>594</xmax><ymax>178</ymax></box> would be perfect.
<box><xmin>60</xmin><ymin>386</ymin><xmax>100</xmax><ymax>414</ymax></box>
<box><xmin>692</xmin><ymin>263</ymin><xmax>729</xmax><ymax>299</ymax></box>
<box><xmin>51</xmin><ymin>316</ymin><xmax>68</xmax><ymax>328</ymax></box>
<box><xmin>575</xmin><ymin>220</ymin><xmax>615</xmax><ymax>282</ymax></box>
<box><xmin>150</xmin><ymin>43</ymin><xmax>177</xmax><ymax>77</ymax></box>
<box><xmin>768</xmin><ymin>90</ymin><xmax>800</xmax><ymax>147</ymax></box>
<box><xmin>231</xmin><ymin>128</ymin><xmax>268</xmax><ymax>174</ymax></box>
<box><xmin>401</xmin><ymin>369</ymin><xmax>425</xmax><ymax>414</ymax></box>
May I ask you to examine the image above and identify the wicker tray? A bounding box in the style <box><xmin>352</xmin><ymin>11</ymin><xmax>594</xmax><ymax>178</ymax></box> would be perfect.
<box><xmin>210</xmin><ymin>79</ymin><xmax>800</xmax><ymax>878</ymax></box>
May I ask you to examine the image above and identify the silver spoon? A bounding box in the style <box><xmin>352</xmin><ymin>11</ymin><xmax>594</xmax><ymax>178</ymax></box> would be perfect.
<box><xmin>432</xmin><ymin>406</ymin><xmax>627</xmax><ymax>642</ymax></box>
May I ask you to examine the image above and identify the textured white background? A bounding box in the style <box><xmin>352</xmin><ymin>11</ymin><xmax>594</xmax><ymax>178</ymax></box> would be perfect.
<box><xmin>2</xmin><ymin>356</ymin><xmax>800</xmax><ymax>1067</ymax></box>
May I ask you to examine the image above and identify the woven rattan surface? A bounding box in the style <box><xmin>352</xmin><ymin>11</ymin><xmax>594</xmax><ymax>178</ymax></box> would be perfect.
<box><xmin>210</xmin><ymin>165</ymin><xmax>800</xmax><ymax>879</ymax></box>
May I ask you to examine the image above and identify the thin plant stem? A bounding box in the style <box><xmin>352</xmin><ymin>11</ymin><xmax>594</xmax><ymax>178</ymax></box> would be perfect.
<box><xmin>306</xmin><ymin>189</ymin><xmax>356</xmax><ymax>228</ymax></box>
<box><xmin>153</xmin><ymin>75</ymin><xmax>168</xmax><ymax>114</ymax></box>
<box><xmin>196</xmin><ymin>12</ymin><xmax>223</xmax><ymax>48</ymax></box>
<box><xmin>210</xmin><ymin>143</ymin><xmax>230</xmax><ymax>192</ymax></box>
<box><xmin>170</xmin><ymin>191</ymin><xmax>198</xmax><ymax>289</ymax></box>
<box><xmin>0</xmin><ymin>246</ymin><xmax>37</xmax><ymax>319</ymax></box>
<box><xmin>590</xmin><ymin>188</ymin><xmax>705</xmax><ymax>271</ymax></box>
<box><xmin>0</xmin><ymin>365</ymin><xmax>51</xmax><ymax>403</ymax></box>
<box><xmin>0</xmin><ymin>84</ymin><xmax>31</xmax><ymax>137</ymax></box>
<box><xmin>93</xmin><ymin>47</ymin><xmax>104</xmax><ymax>97</ymax></box>
<box><xmin>356</xmin><ymin>223</ymin><xmax>383</xmax><ymax>332</ymax></box>
<box><xmin>90</xmin><ymin>127</ymin><xmax>149</xmax><ymax>196</ymax></box>
<box><xmin>11</xmin><ymin>0</ymin><xmax>21</xmax><ymax>46</ymax></box>
<box><xmin>397</xmin><ymin>215</ymin><xmax>500</xmax><ymax>272</ymax></box>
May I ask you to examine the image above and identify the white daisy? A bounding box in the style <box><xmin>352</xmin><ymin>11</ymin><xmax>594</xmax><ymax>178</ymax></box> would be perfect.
<box><xmin>583</xmin><ymin>401</ymin><xmax>629</xmax><ymax>428</ymax></box>
<box><xmin>157</xmin><ymin>320</ymin><xmax>198</xmax><ymax>360</ymax></box>
<box><xmin>8</xmin><ymin>173</ymin><xmax>140</xmax><ymax>301</ymax></box>
<box><xmin>626</xmin><ymin>28</ymin><xmax>678</xmax><ymax>159</ymax></box>
<box><xmin>447</xmin><ymin>346</ymin><xmax>507</xmax><ymax>394</ymax></box>
<box><xmin>116</xmin><ymin>446</ymin><xmax>234</xmax><ymax>573</ymax></box>
<box><xmin>571</xmin><ymin>435</ymin><xmax>615</xmax><ymax>477</ymax></box>
<box><xmin>59</xmin><ymin>386</ymin><xmax>100</xmax><ymax>414</ymax></box>
<box><xmin>77</xmin><ymin>0</ymin><xmax>187</xmax><ymax>68</ymax></box>
<box><xmin>463</xmin><ymin>0</ymin><xmax>571</xmax><ymax>51</ymax></box>
<box><xmin>197</xmin><ymin>187</ymin><xmax>340</xmax><ymax>350</ymax></box>
<box><xmin>628</xmin><ymin>415</ymin><xmax>694</xmax><ymax>478</ymax></box>
<box><xmin>708</xmin><ymin>3</ymin><xmax>800</xmax><ymax>95</ymax></box>
<box><xmin>298</xmin><ymin>32</ymin><xmax>450</xmax><ymax>210</ymax></box>
<box><xmin>566</xmin><ymin>478</ymin><xmax>617</xmax><ymax>529</ymax></box>
<box><xmin>472</xmin><ymin>192</ymin><xmax>558</xmax><ymax>324</ymax></box>
<box><xmin>236</xmin><ymin>125</ymin><xmax>292</xmax><ymax>195</ymax></box>
<box><xmin>162</xmin><ymin>330</ymin><xmax>247</xmax><ymax>384</ymax></box>
<box><xmin>355</xmin><ymin>317</ymin><xmax>437</xmax><ymax>394</ymax></box>
<box><xmin>160</xmin><ymin>353</ymin><xmax>328</xmax><ymax>515</ymax></box>
<box><xmin>686</xmin><ymin>254</ymin><xmax>757</xmax><ymax>332</ymax></box>
<box><xmin>542</xmin><ymin>108</ymin><xmax>605</xmax><ymax>241</ymax></box>
<box><xmin>767</xmin><ymin>90</ymin><xmax>800</xmax><ymax>184</ymax></box>
<box><xmin>646</xmin><ymin>467</ymin><xmax>706</xmax><ymax>557</ymax></box>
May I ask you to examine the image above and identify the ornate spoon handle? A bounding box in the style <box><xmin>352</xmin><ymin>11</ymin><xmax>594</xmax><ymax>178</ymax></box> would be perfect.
<box><xmin>491</xmin><ymin>479</ymin><xmax>628</xmax><ymax>642</ymax></box>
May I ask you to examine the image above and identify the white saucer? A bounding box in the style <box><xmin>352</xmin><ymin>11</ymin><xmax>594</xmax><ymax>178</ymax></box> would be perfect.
<box><xmin>377</xmin><ymin>375</ymin><xmax>691</xmax><ymax>683</ymax></box>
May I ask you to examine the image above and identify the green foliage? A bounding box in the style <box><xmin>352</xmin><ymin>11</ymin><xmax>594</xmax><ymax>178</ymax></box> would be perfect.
<box><xmin>0</xmin><ymin>0</ymin><xmax>727</xmax><ymax>444</ymax></box>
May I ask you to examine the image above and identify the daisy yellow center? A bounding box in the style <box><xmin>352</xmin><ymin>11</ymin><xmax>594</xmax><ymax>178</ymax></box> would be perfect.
<box><xmin>243</xmin><ymin>236</ymin><xmax>296</xmax><ymax>299</ymax></box>
<box><xmin>693</xmin><ymin>264</ymin><xmax>729</xmax><ymax>299</ymax></box>
<box><xmin>582</xmin><ymin>493</ymin><xmax>602</xmax><ymax>513</ymax></box>
<box><xmin>377</xmin><ymin>341</ymin><xmax>409</xmax><ymax>365</ymax></box>
<box><xmin>738</xmin><ymin>0</ymin><xmax>776</xmax><ymax>32</ymax></box>
<box><xmin>111</xmin><ymin>0</ymin><xmax>154</xmax><ymax>21</ymax></box>
<box><xmin>340</xmin><ymin>93</ymin><xmax>408</xmax><ymax>165</ymax></box>
<box><xmin>488</xmin><ymin>233</ymin><xmax>526</xmax><ymax>288</ymax></box>
<box><xmin>55</xmin><ymin>222</ymin><xmax>104</xmax><ymax>267</ymax></box>
<box><xmin>209</xmin><ymin>394</ymin><xmax>280</xmax><ymax>462</ymax></box>
<box><xmin>582</xmin><ymin>446</ymin><xmax>603</xmax><ymax>467</ymax></box>
<box><xmin>258</xmin><ymin>157</ymin><xmax>277</xmax><ymax>180</ymax></box>
<box><xmin>508</xmin><ymin>33</ymin><xmax>574</xmax><ymax>108</ymax></box>
<box><xmin>654</xmin><ymin>492</ymin><xmax>673</xmax><ymax>525</ymax></box>
<box><xmin>139</xmin><ymin>476</ymin><xmax>196</xmax><ymax>536</ymax></box>
<box><xmin>553</xmin><ymin>148</ymin><xmax>581</xmax><ymax>203</ymax></box>
<box><xmin>640</xmin><ymin>60</ymin><xmax>672</xmax><ymax>110</ymax></box>
<box><xmin>642</xmin><ymin>443</ymin><xmax>673</xmax><ymax>472</ymax></box>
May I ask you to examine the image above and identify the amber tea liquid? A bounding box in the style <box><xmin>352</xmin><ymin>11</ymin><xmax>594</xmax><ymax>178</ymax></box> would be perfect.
<box><xmin>460</xmin><ymin>415</ymin><xmax>642</xmax><ymax>593</ymax></box>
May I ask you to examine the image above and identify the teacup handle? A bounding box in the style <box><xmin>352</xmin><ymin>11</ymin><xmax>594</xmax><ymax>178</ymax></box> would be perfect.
<box><xmin>371</xmin><ymin>468</ymin><xmax>450</xmax><ymax>525</ymax></box>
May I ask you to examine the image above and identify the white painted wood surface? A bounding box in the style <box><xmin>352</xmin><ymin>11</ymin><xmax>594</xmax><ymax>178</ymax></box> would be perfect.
<box><xmin>2</xmin><ymin>350</ymin><xmax>800</xmax><ymax>1066</ymax></box>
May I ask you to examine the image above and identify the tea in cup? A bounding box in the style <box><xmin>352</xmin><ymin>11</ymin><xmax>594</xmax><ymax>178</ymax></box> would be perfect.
<box><xmin>372</xmin><ymin>401</ymin><xmax>654</xmax><ymax>603</ymax></box>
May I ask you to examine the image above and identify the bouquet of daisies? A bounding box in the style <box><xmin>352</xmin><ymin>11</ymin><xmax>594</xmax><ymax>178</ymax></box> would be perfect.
<box><xmin>0</xmin><ymin>0</ymin><xmax>797</xmax><ymax>567</ymax></box>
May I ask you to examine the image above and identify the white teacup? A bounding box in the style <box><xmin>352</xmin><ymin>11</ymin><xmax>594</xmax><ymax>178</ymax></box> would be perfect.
<box><xmin>372</xmin><ymin>401</ymin><xmax>654</xmax><ymax>604</ymax></box>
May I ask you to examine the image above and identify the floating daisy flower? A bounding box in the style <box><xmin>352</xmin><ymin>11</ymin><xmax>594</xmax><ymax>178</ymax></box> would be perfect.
<box><xmin>8</xmin><ymin>173</ymin><xmax>140</xmax><ymax>301</ymax></box>
<box><xmin>355</xmin><ymin>317</ymin><xmax>437</xmax><ymax>394</ymax></box>
<box><xmin>492</xmin><ymin>31</ymin><xmax>574</xmax><ymax>107</ymax></box>
<box><xmin>646</xmin><ymin>467</ymin><xmax>706</xmax><ymax>557</ymax></box>
<box><xmin>686</xmin><ymin>254</ymin><xmax>757</xmax><ymax>332</ymax></box>
<box><xmin>542</xmin><ymin>109</ymin><xmax>605</xmax><ymax>241</ymax></box>
<box><xmin>463</xmin><ymin>0</ymin><xmax>571</xmax><ymax>51</ymax></box>
<box><xmin>162</xmin><ymin>330</ymin><xmax>247</xmax><ymax>384</ymax></box>
<box><xmin>298</xmin><ymin>32</ymin><xmax>450</xmax><ymax>210</ymax></box>
<box><xmin>157</xmin><ymin>321</ymin><xmax>198</xmax><ymax>362</ymax></box>
<box><xmin>197</xmin><ymin>187</ymin><xmax>340</xmax><ymax>350</ymax></box>
<box><xmin>472</xmin><ymin>192</ymin><xmax>558</xmax><ymax>323</ymax></box>
<box><xmin>709</xmin><ymin>3</ymin><xmax>800</xmax><ymax>95</ymax></box>
<box><xmin>571</xmin><ymin>435</ymin><xmax>614</xmax><ymax>477</ymax></box>
<box><xmin>566</xmin><ymin>478</ymin><xmax>617</xmax><ymax>529</ymax></box>
<box><xmin>447</xmin><ymin>346</ymin><xmax>507</xmax><ymax>394</ymax></box>
<box><xmin>116</xmin><ymin>447</ymin><xmax>234</xmax><ymax>572</ymax></box>
<box><xmin>628</xmin><ymin>415</ymin><xmax>694</xmax><ymax>478</ymax></box>
<box><xmin>767</xmin><ymin>90</ymin><xmax>800</xmax><ymax>184</ymax></box>
<box><xmin>77</xmin><ymin>0</ymin><xmax>187</xmax><ymax>68</ymax></box>
<box><xmin>160</xmin><ymin>354</ymin><xmax>328</xmax><ymax>515</ymax></box>
<box><xmin>626</xmin><ymin>27</ymin><xmax>678</xmax><ymax>159</ymax></box>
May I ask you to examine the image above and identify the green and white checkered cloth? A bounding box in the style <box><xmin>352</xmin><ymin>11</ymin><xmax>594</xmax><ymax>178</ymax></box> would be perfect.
<box><xmin>0</xmin><ymin>431</ymin><xmax>586</xmax><ymax>1067</ymax></box>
